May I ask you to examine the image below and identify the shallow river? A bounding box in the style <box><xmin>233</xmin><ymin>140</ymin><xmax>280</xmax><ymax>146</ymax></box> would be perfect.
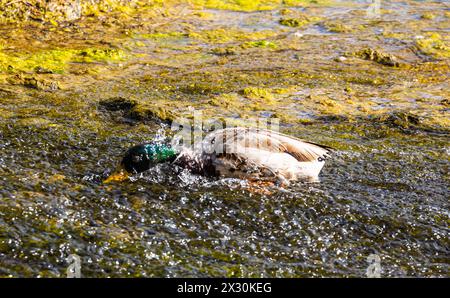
<box><xmin>0</xmin><ymin>0</ymin><xmax>448</xmax><ymax>277</ymax></box>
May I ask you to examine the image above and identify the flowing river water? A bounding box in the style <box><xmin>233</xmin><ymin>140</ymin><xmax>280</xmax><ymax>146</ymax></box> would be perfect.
<box><xmin>0</xmin><ymin>0</ymin><xmax>448</xmax><ymax>277</ymax></box>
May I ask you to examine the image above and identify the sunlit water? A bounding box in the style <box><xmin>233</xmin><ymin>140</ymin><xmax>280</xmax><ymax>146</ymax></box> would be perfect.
<box><xmin>0</xmin><ymin>120</ymin><xmax>448</xmax><ymax>277</ymax></box>
<box><xmin>0</xmin><ymin>0</ymin><xmax>449</xmax><ymax>277</ymax></box>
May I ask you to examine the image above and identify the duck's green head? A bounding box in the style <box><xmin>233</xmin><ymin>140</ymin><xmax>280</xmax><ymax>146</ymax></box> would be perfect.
<box><xmin>104</xmin><ymin>142</ymin><xmax>177</xmax><ymax>183</ymax></box>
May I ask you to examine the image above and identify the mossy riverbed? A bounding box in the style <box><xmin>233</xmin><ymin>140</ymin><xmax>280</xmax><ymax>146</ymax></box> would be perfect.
<box><xmin>0</xmin><ymin>0</ymin><xmax>448</xmax><ymax>277</ymax></box>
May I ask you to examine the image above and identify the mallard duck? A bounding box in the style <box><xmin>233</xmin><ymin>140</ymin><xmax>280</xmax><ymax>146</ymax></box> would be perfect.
<box><xmin>104</xmin><ymin>127</ymin><xmax>332</xmax><ymax>185</ymax></box>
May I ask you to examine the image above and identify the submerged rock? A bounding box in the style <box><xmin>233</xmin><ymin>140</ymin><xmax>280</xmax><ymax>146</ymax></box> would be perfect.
<box><xmin>376</xmin><ymin>111</ymin><xmax>422</xmax><ymax>129</ymax></box>
<box><xmin>210</xmin><ymin>47</ymin><xmax>238</xmax><ymax>56</ymax></box>
<box><xmin>6</xmin><ymin>74</ymin><xmax>59</xmax><ymax>91</ymax></box>
<box><xmin>420</xmin><ymin>12</ymin><xmax>436</xmax><ymax>20</ymax></box>
<box><xmin>126</xmin><ymin>105</ymin><xmax>175</xmax><ymax>124</ymax></box>
<box><xmin>352</xmin><ymin>48</ymin><xmax>400</xmax><ymax>67</ymax></box>
<box><xmin>99</xmin><ymin>97</ymin><xmax>174</xmax><ymax>124</ymax></box>
<box><xmin>279</xmin><ymin>14</ymin><xmax>320</xmax><ymax>28</ymax></box>
<box><xmin>415</xmin><ymin>33</ymin><xmax>450</xmax><ymax>59</ymax></box>
<box><xmin>321</xmin><ymin>21</ymin><xmax>354</xmax><ymax>33</ymax></box>
<box><xmin>99</xmin><ymin>97</ymin><xmax>137</xmax><ymax>111</ymax></box>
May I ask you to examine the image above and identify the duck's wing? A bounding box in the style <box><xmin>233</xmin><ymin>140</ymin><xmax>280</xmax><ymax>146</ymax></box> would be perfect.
<box><xmin>251</xmin><ymin>128</ymin><xmax>333</xmax><ymax>162</ymax></box>
<box><xmin>203</xmin><ymin>127</ymin><xmax>332</xmax><ymax>163</ymax></box>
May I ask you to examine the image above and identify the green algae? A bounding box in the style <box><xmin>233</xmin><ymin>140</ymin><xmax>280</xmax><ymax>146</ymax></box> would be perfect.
<box><xmin>75</xmin><ymin>48</ymin><xmax>126</xmax><ymax>63</ymax></box>
<box><xmin>343</xmin><ymin>75</ymin><xmax>386</xmax><ymax>86</ymax></box>
<box><xmin>126</xmin><ymin>105</ymin><xmax>176</xmax><ymax>124</ymax></box>
<box><xmin>0</xmin><ymin>0</ymin><xmax>140</xmax><ymax>24</ymax></box>
<box><xmin>0</xmin><ymin>49</ymin><xmax>74</xmax><ymax>74</ymax></box>
<box><xmin>374</xmin><ymin>111</ymin><xmax>422</xmax><ymax>130</ymax></box>
<box><xmin>279</xmin><ymin>14</ymin><xmax>320</xmax><ymax>27</ymax></box>
<box><xmin>138</xmin><ymin>32</ymin><xmax>187</xmax><ymax>40</ymax></box>
<box><xmin>415</xmin><ymin>33</ymin><xmax>450</xmax><ymax>59</ymax></box>
<box><xmin>210</xmin><ymin>46</ymin><xmax>239</xmax><ymax>56</ymax></box>
<box><xmin>5</xmin><ymin>74</ymin><xmax>59</xmax><ymax>91</ymax></box>
<box><xmin>81</xmin><ymin>0</ymin><xmax>137</xmax><ymax>17</ymax></box>
<box><xmin>22</xmin><ymin>77</ymin><xmax>60</xmax><ymax>91</ymax></box>
<box><xmin>280</xmin><ymin>18</ymin><xmax>309</xmax><ymax>27</ymax></box>
<box><xmin>190</xmin><ymin>0</ymin><xmax>282</xmax><ymax>11</ymax></box>
<box><xmin>188</xmin><ymin>28</ymin><xmax>276</xmax><ymax>44</ymax></box>
<box><xmin>0</xmin><ymin>0</ymin><xmax>449</xmax><ymax>279</ymax></box>
<box><xmin>189</xmin><ymin>0</ymin><xmax>331</xmax><ymax>12</ymax></box>
<box><xmin>321</xmin><ymin>21</ymin><xmax>354</xmax><ymax>33</ymax></box>
<box><xmin>241</xmin><ymin>87</ymin><xmax>275</xmax><ymax>102</ymax></box>
<box><xmin>209</xmin><ymin>93</ymin><xmax>242</xmax><ymax>109</ymax></box>
<box><xmin>241</xmin><ymin>40</ymin><xmax>277</xmax><ymax>49</ymax></box>
<box><xmin>0</xmin><ymin>48</ymin><xmax>127</xmax><ymax>74</ymax></box>
<box><xmin>180</xmin><ymin>82</ymin><xmax>225</xmax><ymax>95</ymax></box>
<box><xmin>17</xmin><ymin>117</ymin><xmax>58</xmax><ymax>128</ymax></box>
<box><xmin>278</xmin><ymin>8</ymin><xmax>322</xmax><ymax>28</ymax></box>
<box><xmin>210</xmin><ymin>40</ymin><xmax>277</xmax><ymax>56</ymax></box>
<box><xmin>0</xmin><ymin>0</ymin><xmax>336</xmax><ymax>25</ymax></box>
<box><xmin>420</xmin><ymin>12</ymin><xmax>436</xmax><ymax>20</ymax></box>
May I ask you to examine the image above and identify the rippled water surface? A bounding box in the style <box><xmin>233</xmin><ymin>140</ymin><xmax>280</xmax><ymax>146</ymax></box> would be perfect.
<box><xmin>1</xmin><ymin>122</ymin><xmax>448</xmax><ymax>277</ymax></box>
<box><xmin>0</xmin><ymin>0</ymin><xmax>449</xmax><ymax>277</ymax></box>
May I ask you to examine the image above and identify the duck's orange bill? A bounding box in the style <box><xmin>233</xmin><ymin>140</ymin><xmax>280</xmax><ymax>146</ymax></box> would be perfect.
<box><xmin>103</xmin><ymin>167</ymin><xmax>130</xmax><ymax>183</ymax></box>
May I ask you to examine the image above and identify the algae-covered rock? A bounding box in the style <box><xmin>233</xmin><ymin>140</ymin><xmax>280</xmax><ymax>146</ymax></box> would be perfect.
<box><xmin>0</xmin><ymin>0</ymin><xmax>139</xmax><ymax>24</ymax></box>
<box><xmin>321</xmin><ymin>21</ymin><xmax>353</xmax><ymax>33</ymax></box>
<box><xmin>376</xmin><ymin>111</ymin><xmax>422</xmax><ymax>129</ymax></box>
<box><xmin>188</xmin><ymin>28</ymin><xmax>276</xmax><ymax>44</ymax></box>
<box><xmin>76</xmin><ymin>48</ymin><xmax>126</xmax><ymax>63</ymax></box>
<box><xmin>279</xmin><ymin>10</ymin><xmax>321</xmax><ymax>28</ymax></box>
<box><xmin>420</xmin><ymin>12</ymin><xmax>436</xmax><ymax>20</ymax></box>
<box><xmin>126</xmin><ymin>105</ymin><xmax>176</xmax><ymax>124</ymax></box>
<box><xmin>241</xmin><ymin>40</ymin><xmax>277</xmax><ymax>49</ymax></box>
<box><xmin>415</xmin><ymin>33</ymin><xmax>450</xmax><ymax>59</ymax></box>
<box><xmin>211</xmin><ymin>40</ymin><xmax>276</xmax><ymax>56</ymax></box>
<box><xmin>280</xmin><ymin>16</ymin><xmax>317</xmax><ymax>28</ymax></box>
<box><xmin>208</xmin><ymin>93</ymin><xmax>242</xmax><ymax>109</ymax></box>
<box><xmin>23</xmin><ymin>77</ymin><xmax>59</xmax><ymax>91</ymax></box>
<box><xmin>99</xmin><ymin>97</ymin><xmax>137</xmax><ymax>111</ymax></box>
<box><xmin>99</xmin><ymin>97</ymin><xmax>175</xmax><ymax>124</ymax></box>
<box><xmin>6</xmin><ymin>74</ymin><xmax>59</xmax><ymax>91</ymax></box>
<box><xmin>34</xmin><ymin>66</ymin><xmax>55</xmax><ymax>74</ymax></box>
<box><xmin>180</xmin><ymin>83</ymin><xmax>224</xmax><ymax>95</ymax></box>
<box><xmin>17</xmin><ymin>117</ymin><xmax>56</xmax><ymax>128</ymax></box>
<box><xmin>0</xmin><ymin>0</ymin><xmax>82</xmax><ymax>23</ymax></box>
<box><xmin>0</xmin><ymin>47</ymin><xmax>127</xmax><ymax>75</ymax></box>
<box><xmin>280</xmin><ymin>18</ymin><xmax>307</xmax><ymax>27</ymax></box>
<box><xmin>210</xmin><ymin>46</ymin><xmax>238</xmax><ymax>56</ymax></box>
<box><xmin>352</xmin><ymin>48</ymin><xmax>400</xmax><ymax>67</ymax></box>
<box><xmin>0</xmin><ymin>0</ymin><xmax>449</xmax><ymax>279</ymax></box>
<box><xmin>241</xmin><ymin>87</ymin><xmax>274</xmax><ymax>102</ymax></box>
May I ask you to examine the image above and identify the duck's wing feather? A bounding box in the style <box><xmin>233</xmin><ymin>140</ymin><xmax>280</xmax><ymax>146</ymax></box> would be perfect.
<box><xmin>203</xmin><ymin>127</ymin><xmax>332</xmax><ymax>163</ymax></box>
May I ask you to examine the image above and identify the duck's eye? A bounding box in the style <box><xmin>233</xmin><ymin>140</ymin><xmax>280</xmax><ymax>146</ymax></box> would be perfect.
<box><xmin>132</xmin><ymin>154</ymin><xmax>144</xmax><ymax>163</ymax></box>
<box><xmin>318</xmin><ymin>156</ymin><xmax>324</xmax><ymax>162</ymax></box>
